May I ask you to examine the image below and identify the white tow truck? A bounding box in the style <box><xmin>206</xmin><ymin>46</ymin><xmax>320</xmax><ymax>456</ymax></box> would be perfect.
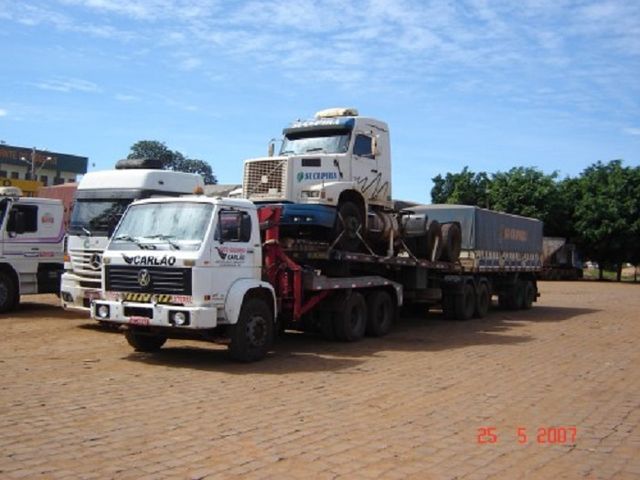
<box><xmin>0</xmin><ymin>187</ymin><xmax>65</xmax><ymax>312</ymax></box>
<box><xmin>61</xmin><ymin>160</ymin><xmax>203</xmax><ymax>311</ymax></box>
<box><xmin>92</xmin><ymin>194</ymin><xmax>542</xmax><ymax>362</ymax></box>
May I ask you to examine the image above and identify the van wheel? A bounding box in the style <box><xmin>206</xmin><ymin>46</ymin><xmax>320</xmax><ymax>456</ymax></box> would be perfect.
<box><xmin>334</xmin><ymin>201</ymin><xmax>363</xmax><ymax>252</ymax></box>
<box><xmin>366</xmin><ymin>290</ymin><xmax>394</xmax><ymax>337</ymax></box>
<box><xmin>0</xmin><ymin>272</ymin><xmax>18</xmax><ymax>313</ymax></box>
<box><xmin>125</xmin><ymin>330</ymin><xmax>167</xmax><ymax>352</ymax></box>
<box><xmin>333</xmin><ymin>291</ymin><xmax>367</xmax><ymax>341</ymax></box>
<box><xmin>454</xmin><ymin>283</ymin><xmax>476</xmax><ymax>320</ymax></box>
<box><xmin>229</xmin><ymin>298</ymin><xmax>274</xmax><ymax>362</ymax></box>
<box><xmin>474</xmin><ymin>282</ymin><xmax>490</xmax><ymax>318</ymax></box>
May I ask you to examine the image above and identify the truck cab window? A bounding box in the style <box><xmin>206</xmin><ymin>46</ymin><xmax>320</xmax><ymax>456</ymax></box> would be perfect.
<box><xmin>7</xmin><ymin>205</ymin><xmax>38</xmax><ymax>233</ymax></box>
<box><xmin>353</xmin><ymin>134</ymin><xmax>373</xmax><ymax>157</ymax></box>
<box><xmin>216</xmin><ymin>211</ymin><xmax>251</xmax><ymax>243</ymax></box>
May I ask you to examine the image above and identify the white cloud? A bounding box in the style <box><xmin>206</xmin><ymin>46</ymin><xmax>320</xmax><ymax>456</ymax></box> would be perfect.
<box><xmin>0</xmin><ymin>108</ymin><xmax>7</xmax><ymax>117</ymax></box>
<box><xmin>623</xmin><ymin>127</ymin><xmax>640</xmax><ymax>136</ymax></box>
<box><xmin>34</xmin><ymin>78</ymin><xmax>101</xmax><ymax>93</ymax></box>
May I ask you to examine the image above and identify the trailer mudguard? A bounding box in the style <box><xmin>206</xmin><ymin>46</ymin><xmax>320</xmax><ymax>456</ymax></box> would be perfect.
<box><xmin>224</xmin><ymin>279</ymin><xmax>276</xmax><ymax>325</ymax></box>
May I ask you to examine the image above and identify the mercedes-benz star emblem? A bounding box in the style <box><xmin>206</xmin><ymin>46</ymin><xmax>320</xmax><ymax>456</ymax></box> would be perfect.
<box><xmin>137</xmin><ymin>269</ymin><xmax>151</xmax><ymax>288</ymax></box>
<box><xmin>89</xmin><ymin>253</ymin><xmax>102</xmax><ymax>270</ymax></box>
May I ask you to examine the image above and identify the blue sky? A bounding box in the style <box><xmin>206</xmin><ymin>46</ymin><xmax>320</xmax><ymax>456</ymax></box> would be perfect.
<box><xmin>1</xmin><ymin>0</ymin><xmax>638</xmax><ymax>202</ymax></box>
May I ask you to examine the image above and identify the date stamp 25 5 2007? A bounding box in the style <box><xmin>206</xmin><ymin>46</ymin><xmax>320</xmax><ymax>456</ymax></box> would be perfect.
<box><xmin>477</xmin><ymin>426</ymin><xmax>577</xmax><ymax>445</ymax></box>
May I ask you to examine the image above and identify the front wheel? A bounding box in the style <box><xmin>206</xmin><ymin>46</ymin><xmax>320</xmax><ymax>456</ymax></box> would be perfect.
<box><xmin>125</xmin><ymin>329</ymin><xmax>167</xmax><ymax>352</ymax></box>
<box><xmin>0</xmin><ymin>272</ymin><xmax>18</xmax><ymax>313</ymax></box>
<box><xmin>228</xmin><ymin>297</ymin><xmax>274</xmax><ymax>362</ymax></box>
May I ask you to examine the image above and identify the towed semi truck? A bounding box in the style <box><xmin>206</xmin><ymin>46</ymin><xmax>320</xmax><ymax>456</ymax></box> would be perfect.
<box><xmin>61</xmin><ymin>159</ymin><xmax>204</xmax><ymax>311</ymax></box>
<box><xmin>0</xmin><ymin>187</ymin><xmax>65</xmax><ymax>312</ymax></box>
<box><xmin>90</xmin><ymin>195</ymin><xmax>543</xmax><ymax>362</ymax></box>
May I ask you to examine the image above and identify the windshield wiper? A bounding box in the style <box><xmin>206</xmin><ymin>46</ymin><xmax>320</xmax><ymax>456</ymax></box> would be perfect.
<box><xmin>305</xmin><ymin>147</ymin><xmax>326</xmax><ymax>153</ymax></box>
<box><xmin>112</xmin><ymin>234</ymin><xmax>149</xmax><ymax>249</ymax></box>
<box><xmin>280</xmin><ymin>150</ymin><xmax>295</xmax><ymax>155</ymax></box>
<box><xmin>81</xmin><ymin>227</ymin><xmax>92</xmax><ymax>236</ymax></box>
<box><xmin>144</xmin><ymin>234</ymin><xmax>181</xmax><ymax>250</ymax></box>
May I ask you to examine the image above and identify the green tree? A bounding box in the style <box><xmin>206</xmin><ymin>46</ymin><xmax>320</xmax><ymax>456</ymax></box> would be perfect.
<box><xmin>127</xmin><ymin>140</ymin><xmax>218</xmax><ymax>184</ymax></box>
<box><xmin>573</xmin><ymin>160</ymin><xmax>639</xmax><ymax>281</ymax></box>
<box><xmin>431</xmin><ymin>167</ymin><xmax>489</xmax><ymax>206</ymax></box>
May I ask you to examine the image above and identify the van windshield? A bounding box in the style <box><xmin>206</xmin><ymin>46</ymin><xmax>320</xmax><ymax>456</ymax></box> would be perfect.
<box><xmin>69</xmin><ymin>199</ymin><xmax>131</xmax><ymax>236</ymax></box>
<box><xmin>110</xmin><ymin>202</ymin><xmax>213</xmax><ymax>252</ymax></box>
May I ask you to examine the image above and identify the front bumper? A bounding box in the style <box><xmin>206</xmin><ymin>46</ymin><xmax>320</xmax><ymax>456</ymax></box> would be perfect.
<box><xmin>60</xmin><ymin>273</ymin><xmax>101</xmax><ymax>311</ymax></box>
<box><xmin>280</xmin><ymin>203</ymin><xmax>336</xmax><ymax>229</ymax></box>
<box><xmin>91</xmin><ymin>300</ymin><xmax>218</xmax><ymax>329</ymax></box>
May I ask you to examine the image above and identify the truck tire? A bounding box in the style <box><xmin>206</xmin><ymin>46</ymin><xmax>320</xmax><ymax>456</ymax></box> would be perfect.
<box><xmin>333</xmin><ymin>291</ymin><xmax>367</xmax><ymax>342</ymax></box>
<box><xmin>474</xmin><ymin>282</ymin><xmax>490</xmax><ymax>318</ymax></box>
<box><xmin>366</xmin><ymin>290</ymin><xmax>394</xmax><ymax>337</ymax></box>
<box><xmin>0</xmin><ymin>272</ymin><xmax>18</xmax><ymax>313</ymax></box>
<box><xmin>229</xmin><ymin>297</ymin><xmax>274</xmax><ymax>362</ymax></box>
<box><xmin>523</xmin><ymin>281</ymin><xmax>535</xmax><ymax>310</ymax></box>
<box><xmin>416</xmin><ymin>220</ymin><xmax>443</xmax><ymax>260</ymax></box>
<box><xmin>454</xmin><ymin>283</ymin><xmax>476</xmax><ymax>320</ymax></box>
<box><xmin>508</xmin><ymin>281</ymin><xmax>526</xmax><ymax>310</ymax></box>
<box><xmin>125</xmin><ymin>329</ymin><xmax>167</xmax><ymax>352</ymax></box>
<box><xmin>334</xmin><ymin>201</ymin><xmax>363</xmax><ymax>252</ymax></box>
<box><xmin>442</xmin><ymin>293</ymin><xmax>456</xmax><ymax>319</ymax></box>
<box><xmin>440</xmin><ymin>222</ymin><xmax>462</xmax><ymax>262</ymax></box>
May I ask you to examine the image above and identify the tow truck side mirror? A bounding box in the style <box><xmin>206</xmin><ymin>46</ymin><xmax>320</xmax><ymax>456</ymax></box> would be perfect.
<box><xmin>268</xmin><ymin>140</ymin><xmax>275</xmax><ymax>157</ymax></box>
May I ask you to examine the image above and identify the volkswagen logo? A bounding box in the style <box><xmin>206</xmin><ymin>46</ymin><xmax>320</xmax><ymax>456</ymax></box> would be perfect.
<box><xmin>137</xmin><ymin>269</ymin><xmax>151</xmax><ymax>288</ymax></box>
<box><xmin>89</xmin><ymin>253</ymin><xmax>102</xmax><ymax>270</ymax></box>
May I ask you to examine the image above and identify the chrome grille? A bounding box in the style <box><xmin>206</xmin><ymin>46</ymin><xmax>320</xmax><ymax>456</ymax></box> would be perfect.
<box><xmin>69</xmin><ymin>249</ymin><xmax>102</xmax><ymax>281</ymax></box>
<box><xmin>243</xmin><ymin>159</ymin><xmax>287</xmax><ymax>198</ymax></box>
<box><xmin>105</xmin><ymin>266</ymin><xmax>192</xmax><ymax>295</ymax></box>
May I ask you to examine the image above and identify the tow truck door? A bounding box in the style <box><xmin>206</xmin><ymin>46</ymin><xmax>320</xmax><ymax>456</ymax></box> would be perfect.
<box><xmin>211</xmin><ymin>207</ymin><xmax>258</xmax><ymax>301</ymax></box>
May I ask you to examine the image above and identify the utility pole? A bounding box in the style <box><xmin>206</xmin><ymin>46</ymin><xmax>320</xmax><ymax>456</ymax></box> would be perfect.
<box><xmin>19</xmin><ymin>147</ymin><xmax>53</xmax><ymax>181</ymax></box>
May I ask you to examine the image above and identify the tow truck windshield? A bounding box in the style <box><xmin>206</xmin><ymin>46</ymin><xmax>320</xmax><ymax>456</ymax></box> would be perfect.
<box><xmin>110</xmin><ymin>202</ymin><xmax>213</xmax><ymax>252</ymax></box>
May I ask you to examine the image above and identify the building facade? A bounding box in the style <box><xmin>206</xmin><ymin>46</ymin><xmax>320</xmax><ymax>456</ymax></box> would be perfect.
<box><xmin>0</xmin><ymin>144</ymin><xmax>88</xmax><ymax>195</ymax></box>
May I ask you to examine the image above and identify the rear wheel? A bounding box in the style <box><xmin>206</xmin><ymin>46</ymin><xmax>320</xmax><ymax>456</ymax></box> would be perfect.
<box><xmin>0</xmin><ymin>272</ymin><xmax>18</xmax><ymax>313</ymax></box>
<box><xmin>125</xmin><ymin>330</ymin><xmax>167</xmax><ymax>352</ymax></box>
<box><xmin>474</xmin><ymin>282</ymin><xmax>490</xmax><ymax>318</ymax></box>
<box><xmin>523</xmin><ymin>281</ymin><xmax>535</xmax><ymax>309</ymax></box>
<box><xmin>333</xmin><ymin>291</ymin><xmax>367</xmax><ymax>341</ymax></box>
<box><xmin>334</xmin><ymin>201</ymin><xmax>363</xmax><ymax>252</ymax></box>
<box><xmin>454</xmin><ymin>283</ymin><xmax>476</xmax><ymax>320</ymax></box>
<box><xmin>229</xmin><ymin>298</ymin><xmax>274</xmax><ymax>362</ymax></box>
<box><xmin>509</xmin><ymin>281</ymin><xmax>526</xmax><ymax>310</ymax></box>
<box><xmin>366</xmin><ymin>290</ymin><xmax>394</xmax><ymax>337</ymax></box>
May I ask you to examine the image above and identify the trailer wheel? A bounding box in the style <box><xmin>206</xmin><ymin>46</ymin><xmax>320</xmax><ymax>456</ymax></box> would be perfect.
<box><xmin>0</xmin><ymin>272</ymin><xmax>18</xmax><ymax>313</ymax></box>
<box><xmin>454</xmin><ymin>283</ymin><xmax>476</xmax><ymax>320</ymax></box>
<box><xmin>333</xmin><ymin>291</ymin><xmax>367</xmax><ymax>341</ymax></box>
<box><xmin>334</xmin><ymin>201</ymin><xmax>363</xmax><ymax>252</ymax></box>
<box><xmin>125</xmin><ymin>329</ymin><xmax>167</xmax><ymax>352</ymax></box>
<box><xmin>366</xmin><ymin>290</ymin><xmax>394</xmax><ymax>337</ymax></box>
<box><xmin>229</xmin><ymin>298</ymin><xmax>274</xmax><ymax>362</ymax></box>
<box><xmin>523</xmin><ymin>281</ymin><xmax>535</xmax><ymax>310</ymax></box>
<box><xmin>474</xmin><ymin>282</ymin><xmax>490</xmax><ymax>318</ymax></box>
<box><xmin>509</xmin><ymin>281</ymin><xmax>526</xmax><ymax>310</ymax></box>
<box><xmin>442</xmin><ymin>293</ymin><xmax>456</xmax><ymax>319</ymax></box>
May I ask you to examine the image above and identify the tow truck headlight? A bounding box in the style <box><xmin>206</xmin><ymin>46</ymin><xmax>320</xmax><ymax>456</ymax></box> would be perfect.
<box><xmin>170</xmin><ymin>311</ymin><xmax>189</xmax><ymax>326</ymax></box>
<box><xmin>96</xmin><ymin>304</ymin><xmax>110</xmax><ymax>319</ymax></box>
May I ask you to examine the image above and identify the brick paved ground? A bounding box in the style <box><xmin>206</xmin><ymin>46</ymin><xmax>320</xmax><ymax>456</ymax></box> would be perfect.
<box><xmin>0</xmin><ymin>281</ymin><xmax>639</xmax><ymax>479</ymax></box>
